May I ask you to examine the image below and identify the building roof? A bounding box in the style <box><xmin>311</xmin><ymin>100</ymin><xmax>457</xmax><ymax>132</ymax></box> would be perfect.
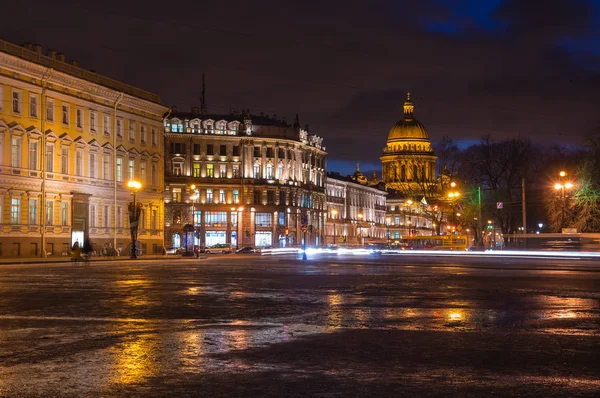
<box><xmin>0</xmin><ymin>40</ymin><xmax>162</xmax><ymax>104</ymax></box>
<box><xmin>387</xmin><ymin>93</ymin><xmax>429</xmax><ymax>141</ymax></box>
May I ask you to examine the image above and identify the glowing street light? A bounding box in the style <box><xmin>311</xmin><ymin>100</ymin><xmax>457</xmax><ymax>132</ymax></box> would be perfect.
<box><xmin>331</xmin><ymin>208</ymin><xmax>338</xmax><ymax>244</ymax></box>
<box><xmin>554</xmin><ymin>171</ymin><xmax>575</xmax><ymax>230</ymax></box>
<box><xmin>357</xmin><ymin>213</ymin><xmax>364</xmax><ymax>246</ymax></box>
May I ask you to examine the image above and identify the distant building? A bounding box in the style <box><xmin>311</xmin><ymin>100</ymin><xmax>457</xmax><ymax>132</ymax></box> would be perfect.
<box><xmin>326</xmin><ymin>168</ymin><xmax>388</xmax><ymax>246</ymax></box>
<box><xmin>163</xmin><ymin>105</ymin><xmax>327</xmax><ymax>249</ymax></box>
<box><xmin>0</xmin><ymin>40</ymin><xmax>167</xmax><ymax>257</ymax></box>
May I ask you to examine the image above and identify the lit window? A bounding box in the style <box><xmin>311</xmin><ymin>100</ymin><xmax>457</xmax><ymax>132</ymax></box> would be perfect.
<box><xmin>11</xmin><ymin>198</ymin><xmax>21</xmax><ymax>224</ymax></box>
<box><xmin>206</xmin><ymin>163</ymin><xmax>214</xmax><ymax>177</ymax></box>
<box><xmin>12</xmin><ymin>90</ymin><xmax>21</xmax><ymax>114</ymax></box>
<box><xmin>62</xmin><ymin>105</ymin><xmax>69</xmax><ymax>125</ymax></box>
<box><xmin>206</xmin><ymin>189</ymin><xmax>213</xmax><ymax>204</ymax></box>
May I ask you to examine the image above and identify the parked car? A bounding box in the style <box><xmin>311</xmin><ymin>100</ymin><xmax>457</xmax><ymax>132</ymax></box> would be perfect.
<box><xmin>205</xmin><ymin>244</ymin><xmax>232</xmax><ymax>254</ymax></box>
<box><xmin>166</xmin><ymin>247</ymin><xmax>184</xmax><ymax>255</ymax></box>
<box><xmin>236</xmin><ymin>246</ymin><xmax>260</xmax><ymax>254</ymax></box>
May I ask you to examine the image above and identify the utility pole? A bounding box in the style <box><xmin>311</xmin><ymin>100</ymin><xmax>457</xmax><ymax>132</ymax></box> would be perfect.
<box><xmin>40</xmin><ymin>67</ymin><xmax>53</xmax><ymax>258</ymax></box>
<box><xmin>113</xmin><ymin>92</ymin><xmax>124</xmax><ymax>254</ymax></box>
<box><xmin>522</xmin><ymin>178</ymin><xmax>527</xmax><ymax>236</ymax></box>
<box><xmin>477</xmin><ymin>186</ymin><xmax>483</xmax><ymax>247</ymax></box>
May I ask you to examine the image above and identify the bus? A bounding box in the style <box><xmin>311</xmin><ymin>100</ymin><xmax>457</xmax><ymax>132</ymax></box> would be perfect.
<box><xmin>390</xmin><ymin>235</ymin><xmax>468</xmax><ymax>251</ymax></box>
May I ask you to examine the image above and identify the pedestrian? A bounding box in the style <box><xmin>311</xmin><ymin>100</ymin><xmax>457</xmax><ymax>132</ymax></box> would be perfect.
<box><xmin>71</xmin><ymin>240</ymin><xmax>82</xmax><ymax>262</ymax></box>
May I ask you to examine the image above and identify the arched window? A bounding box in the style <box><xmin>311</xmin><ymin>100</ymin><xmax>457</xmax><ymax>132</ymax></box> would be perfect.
<box><xmin>253</xmin><ymin>163</ymin><xmax>261</xmax><ymax>179</ymax></box>
<box><xmin>266</xmin><ymin>163</ymin><xmax>273</xmax><ymax>179</ymax></box>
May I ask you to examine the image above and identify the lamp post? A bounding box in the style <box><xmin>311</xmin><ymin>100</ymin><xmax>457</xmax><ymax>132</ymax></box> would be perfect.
<box><xmin>127</xmin><ymin>180</ymin><xmax>141</xmax><ymax>259</ymax></box>
<box><xmin>554</xmin><ymin>171</ymin><xmax>574</xmax><ymax>231</ymax></box>
<box><xmin>232</xmin><ymin>206</ymin><xmax>243</xmax><ymax>251</ymax></box>
<box><xmin>405</xmin><ymin>200</ymin><xmax>413</xmax><ymax>236</ymax></box>
<box><xmin>447</xmin><ymin>182</ymin><xmax>460</xmax><ymax>233</ymax></box>
<box><xmin>357</xmin><ymin>213</ymin><xmax>364</xmax><ymax>246</ymax></box>
<box><xmin>331</xmin><ymin>208</ymin><xmax>338</xmax><ymax>245</ymax></box>
<box><xmin>487</xmin><ymin>220</ymin><xmax>494</xmax><ymax>249</ymax></box>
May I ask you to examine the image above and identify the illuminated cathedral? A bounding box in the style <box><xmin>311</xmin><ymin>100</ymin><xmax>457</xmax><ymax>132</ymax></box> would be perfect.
<box><xmin>380</xmin><ymin>93</ymin><xmax>437</xmax><ymax>192</ymax></box>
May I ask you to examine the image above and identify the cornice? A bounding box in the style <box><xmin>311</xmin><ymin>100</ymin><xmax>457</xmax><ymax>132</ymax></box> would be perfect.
<box><xmin>0</xmin><ymin>53</ymin><xmax>168</xmax><ymax>117</ymax></box>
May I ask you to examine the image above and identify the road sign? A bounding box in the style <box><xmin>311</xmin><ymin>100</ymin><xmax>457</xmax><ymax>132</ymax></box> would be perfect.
<box><xmin>301</xmin><ymin>225</ymin><xmax>308</xmax><ymax>233</ymax></box>
<box><xmin>496</xmin><ymin>202</ymin><xmax>503</xmax><ymax>209</ymax></box>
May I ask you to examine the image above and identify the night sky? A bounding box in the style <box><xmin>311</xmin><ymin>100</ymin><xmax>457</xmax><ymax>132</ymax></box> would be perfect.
<box><xmin>2</xmin><ymin>0</ymin><xmax>599</xmax><ymax>176</ymax></box>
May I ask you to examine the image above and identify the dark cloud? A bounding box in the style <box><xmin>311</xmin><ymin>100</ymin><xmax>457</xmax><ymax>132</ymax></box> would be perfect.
<box><xmin>1</xmin><ymin>0</ymin><xmax>598</xmax><ymax>175</ymax></box>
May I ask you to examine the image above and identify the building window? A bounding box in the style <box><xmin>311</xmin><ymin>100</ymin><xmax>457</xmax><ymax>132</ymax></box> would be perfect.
<box><xmin>278</xmin><ymin>212</ymin><xmax>285</xmax><ymax>226</ymax></box>
<box><xmin>206</xmin><ymin>144</ymin><xmax>213</xmax><ymax>155</ymax></box>
<box><xmin>141</xmin><ymin>125</ymin><xmax>146</xmax><ymax>144</ymax></box>
<box><xmin>193</xmin><ymin>210</ymin><xmax>201</xmax><ymax>226</ymax></box>
<box><xmin>11</xmin><ymin>137</ymin><xmax>22</xmax><ymax>168</ymax></box>
<box><xmin>116</xmin><ymin>118</ymin><xmax>123</xmax><ymax>138</ymax></box>
<box><xmin>90</xmin><ymin>111</ymin><xmax>96</xmax><ymax>132</ymax></box>
<box><xmin>12</xmin><ymin>90</ymin><xmax>21</xmax><ymax>114</ymax></box>
<box><xmin>173</xmin><ymin>161</ymin><xmax>182</xmax><ymax>176</ymax></box>
<box><xmin>103</xmin><ymin>205</ymin><xmax>110</xmax><ymax>228</ymax></box>
<box><xmin>277</xmin><ymin>164</ymin><xmax>283</xmax><ymax>179</ymax></box>
<box><xmin>267</xmin><ymin>190</ymin><xmax>275</xmax><ymax>204</ymax></box>
<box><xmin>90</xmin><ymin>204</ymin><xmax>96</xmax><ymax>227</ymax></box>
<box><xmin>29</xmin><ymin>141</ymin><xmax>38</xmax><ymax>170</ymax></box>
<box><xmin>279</xmin><ymin>190</ymin><xmax>286</xmax><ymax>205</ymax></box>
<box><xmin>151</xmin><ymin>164</ymin><xmax>157</xmax><ymax>186</ymax></box>
<box><xmin>206</xmin><ymin>189</ymin><xmax>213</xmax><ymax>204</ymax></box>
<box><xmin>151</xmin><ymin>209</ymin><xmax>157</xmax><ymax>230</ymax></box>
<box><xmin>255</xmin><ymin>212</ymin><xmax>272</xmax><ymax>227</ymax></box>
<box><xmin>0</xmin><ymin>84</ymin><xmax>3</xmax><ymax>112</ymax></box>
<box><xmin>255</xmin><ymin>231</ymin><xmax>272</xmax><ymax>247</ymax></box>
<box><xmin>233</xmin><ymin>190</ymin><xmax>239</xmax><ymax>204</ymax></box>
<box><xmin>253</xmin><ymin>163</ymin><xmax>260</xmax><ymax>179</ymax></box>
<box><xmin>11</xmin><ymin>198</ymin><xmax>21</xmax><ymax>224</ymax></box>
<box><xmin>205</xmin><ymin>211</ymin><xmax>227</xmax><ymax>226</ymax></box>
<box><xmin>29</xmin><ymin>199</ymin><xmax>37</xmax><ymax>225</ymax></box>
<box><xmin>206</xmin><ymin>164</ymin><xmax>214</xmax><ymax>178</ymax></box>
<box><xmin>103</xmin><ymin>153</ymin><xmax>111</xmax><ymax>180</ymax></box>
<box><xmin>62</xmin><ymin>105</ymin><xmax>69</xmax><ymax>125</ymax></box>
<box><xmin>61</xmin><ymin>146</ymin><xmax>69</xmax><ymax>174</ymax></box>
<box><xmin>219</xmin><ymin>164</ymin><xmax>226</xmax><ymax>178</ymax></box>
<box><xmin>219</xmin><ymin>189</ymin><xmax>225</xmax><ymax>203</ymax></box>
<box><xmin>140</xmin><ymin>161</ymin><xmax>147</xmax><ymax>184</ymax></box>
<box><xmin>45</xmin><ymin>200</ymin><xmax>53</xmax><ymax>225</ymax></box>
<box><xmin>266</xmin><ymin>164</ymin><xmax>273</xmax><ymax>179</ymax></box>
<box><xmin>45</xmin><ymin>144</ymin><xmax>53</xmax><ymax>172</ymax></box>
<box><xmin>266</xmin><ymin>148</ymin><xmax>274</xmax><ymax>158</ymax></box>
<box><xmin>232</xmin><ymin>164</ymin><xmax>240</xmax><ymax>178</ymax></box>
<box><xmin>46</xmin><ymin>99</ymin><xmax>54</xmax><ymax>121</ymax></box>
<box><xmin>151</xmin><ymin>128</ymin><xmax>157</xmax><ymax>146</ymax></box>
<box><xmin>128</xmin><ymin>159</ymin><xmax>135</xmax><ymax>180</ymax></box>
<box><xmin>116</xmin><ymin>157</ymin><xmax>123</xmax><ymax>181</ymax></box>
<box><xmin>117</xmin><ymin>206</ymin><xmax>123</xmax><ymax>228</ymax></box>
<box><xmin>75</xmin><ymin>149</ymin><xmax>83</xmax><ymax>176</ymax></box>
<box><xmin>103</xmin><ymin>114</ymin><xmax>110</xmax><ymax>135</ymax></box>
<box><xmin>30</xmin><ymin>95</ymin><xmax>38</xmax><ymax>118</ymax></box>
<box><xmin>76</xmin><ymin>108</ymin><xmax>83</xmax><ymax>129</ymax></box>
<box><xmin>129</xmin><ymin>120</ymin><xmax>135</xmax><ymax>142</ymax></box>
<box><xmin>89</xmin><ymin>152</ymin><xmax>97</xmax><ymax>178</ymax></box>
<box><xmin>61</xmin><ymin>202</ymin><xmax>68</xmax><ymax>226</ymax></box>
<box><xmin>192</xmin><ymin>163</ymin><xmax>201</xmax><ymax>177</ymax></box>
<box><xmin>220</xmin><ymin>145</ymin><xmax>226</xmax><ymax>156</ymax></box>
<box><xmin>193</xmin><ymin>144</ymin><xmax>201</xmax><ymax>155</ymax></box>
<box><xmin>172</xmin><ymin>188</ymin><xmax>181</xmax><ymax>202</ymax></box>
<box><xmin>233</xmin><ymin>146</ymin><xmax>240</xmax><ymax>156</ymax></box>
<box><xmin>253</xmin><ymin>146</ymin><xmax>260</xmax><ymax>157</ymax></box>
<box><xmin>254</xmin><ymin>190</ymin><xmax>261</xmax><ymax>204</ymax></box>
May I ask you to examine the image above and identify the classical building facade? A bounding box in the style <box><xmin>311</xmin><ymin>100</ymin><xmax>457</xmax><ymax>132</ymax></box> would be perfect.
<box><xmin>0</xmin><ymin>40</ymin><xmax>167</xmax><ymax>257</ymax></box>
<box><xmin>164</xmin><ymin>109</ymin><xmax>326</xmax><ymax>249</ymax></box>
<box><xmin>326</xmin><ymin>168</ymin><xmax>388</xmax><ymax>246</ymax></box>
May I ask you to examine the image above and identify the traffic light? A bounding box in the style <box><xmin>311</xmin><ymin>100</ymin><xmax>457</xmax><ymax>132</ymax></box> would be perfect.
<box><xmin>284</xmin><ymin>228</ymin><xmax>289</xmax><ymax>235</ymax></box>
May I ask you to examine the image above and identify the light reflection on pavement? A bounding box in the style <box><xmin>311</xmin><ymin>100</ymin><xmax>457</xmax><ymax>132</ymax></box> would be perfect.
<box><xmin>0</xmin><ymin>255</ymin><xmax>599</xmax><ymax>396</ymax></box>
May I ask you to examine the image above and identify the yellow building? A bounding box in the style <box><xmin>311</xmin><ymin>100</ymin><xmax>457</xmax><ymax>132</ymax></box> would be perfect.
<box><xmin>0</xmin><ymin>41</ymin><xmax>168</xmax><ymax>257</ymax></box>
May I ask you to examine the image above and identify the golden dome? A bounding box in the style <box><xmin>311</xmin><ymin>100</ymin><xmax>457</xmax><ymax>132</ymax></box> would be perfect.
<box><xmin>387</xmin><ymin>93</ymin><xmax>429</xmax><ymax>141</ymax></box>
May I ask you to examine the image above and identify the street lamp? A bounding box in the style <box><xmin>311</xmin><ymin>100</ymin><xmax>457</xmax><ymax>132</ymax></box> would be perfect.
<box><xmin>554</xmin><ymin>171</ymin><xmax>575</xmax><ymax>231</ymax></box>
<box><xmin>127</xmin><ymin>180</ymin><xmax>142</xmax><ymax>259</ymax></box>
<box><xmin>357</xmin><ymin>213</ymin><xmax>364</xmax><ymax>246</ymax></box>
<box><xmin>331</xmin><ymin>208</ymin><xmax>338</xmax><ymax>245</ymax></box>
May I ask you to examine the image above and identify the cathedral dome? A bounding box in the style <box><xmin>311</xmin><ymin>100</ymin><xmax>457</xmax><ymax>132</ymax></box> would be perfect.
<box><xmin>387</xmin><ymin>93</ymin><xmax>429</xmax><ymax>141</ymax></box>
